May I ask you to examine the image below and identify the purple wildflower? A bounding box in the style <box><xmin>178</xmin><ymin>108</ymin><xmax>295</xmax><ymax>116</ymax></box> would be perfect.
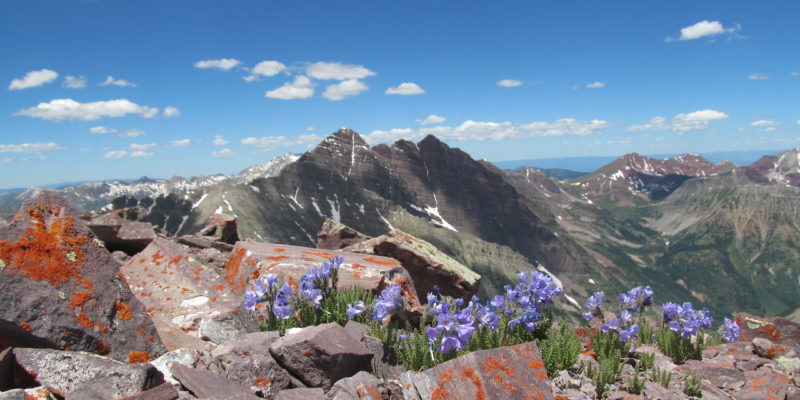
<box><xmin>346</xmin><ymin>300</ymin><xmax>367</xmax><ymax>320</ymax></box>
<box><xmin>372</xmin><ymin>284</ymin><xmax>403</xmax><ymax>321</ymax></box>
<box><xmin>722</xmin><ymin>318</ymin><xmax>740</xmax><ymax>343</ymax></box>
<box><xmin>583</xmin><ymin>291</ymin><xmax>604</xmax><ymax>321</ymax></box>
<box><xmin>619</xmin><ymin>324</ymin><xmax>639</xmax><ymax>343</ymax></box>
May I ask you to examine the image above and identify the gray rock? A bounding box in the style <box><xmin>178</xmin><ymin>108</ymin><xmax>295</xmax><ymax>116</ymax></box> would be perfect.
<box><xmin>316</xmin><ymin>219</ymin><xmax>370</xmax><ymax>250</ymax></box>
<box><xmin>224</xmin><ymin>352</ymin><xmax>293</xmax><ymax>398</ymax></box>
<box><xmin>13</xmin><ymin>347</ymin><xmax>163</xmax><ymax>398</ymax></box>
<box><xmin>118</xmin><ymin>383</ymin><xmax>180</xmax><ymax>400</ymax></box>
<box><xmin>327</xmin><ymin>371</ymin><xmax>383</xmax><ymax>400</ymax></box>
<box><xmin>199</xmin><ymin>213</ymin><xmax>239</xmax><ymax>245</ymax></box>
<box><xmin>171</xmin><ymin>363</ymin><xmax>259</xmax><ymax>400</ymax></box>
<box><xmin>274</xmin><ymin>388</ymin><xmax>326</xmax><ymax>400</ymax></box>
<box><xmin>211</xmin><ymin>331</ymin><xmax>281</xmax><ymax>358</ymax></box>
<box><xmin>150</xmin><ymin>348</ymin><xmax>201</xmax><ymax>385</ymax></box>
<box><xmin>269</xmin><ymin>323</ymin><xmax>372</xmax><ymax>390</ymax></box>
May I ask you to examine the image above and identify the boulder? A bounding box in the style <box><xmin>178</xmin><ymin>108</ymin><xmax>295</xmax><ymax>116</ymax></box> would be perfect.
<box><xmin>223</xmin><ymin>242</ymin><xmax>416</xmax><ymax>300</ymax></box>
<box><xmin>274</xmin><ymin>388</ymin><xmax>325</xmax><ymax>400</ymax></box>
<box><xmin>343</xmin><ymin>321</ymin><xmax>405</xmax><ymax>380</ymax></box>
<box><xmin>171</xmin><ymin>363</ymin><xmax>260</xmax><ymax>400</ymax></box>
<box><xmin>199</xmin><ymin>213</ymin><xmax>239</xmax><ymax>245</ymax></box>
<box><xmin>223</xmin><ymin>352</ymin><xmax>292</xmax><ymax>399</ymax></box>
<box><xmin>211</xmin><ymin>331</ymin><xmax>281</xmax><ymax>358</ymax></box>
<box><xmin>735</xmin><ymin>313</ymin><xmax>800</xmax><ymax>355</ymax></box>
<box><xmin>87</xmin><ymin>210</ymin><xmax>158</xmax><ymax>255</ymax></box>
<box><xmin>0</xmin><ymin>191</ymin><xmax>165</xmax><ymax>361</ymax></box>
<box><xmin>327</xmin><ymin>371</ymin><xmax>384</xmax><ymax>400</ymax></box>
<box><xmin>118</xmin><ymin>383</ymin><xmax>180</xmax><ymax>400</ymax></box>
<box><xmin>119</xmin><ymin>237</ymin><xmax>257</xmax><ymax>352</ymax></box>
<box><xmin>316</xmin><ymin>219</ymin><xmax>369</xmax><ymax>250</ymax></box>
<box><xmin>12</xmin><ymin>347</ymin><xmax>163</xmax><ymax>398</ymax></box>
<box><xmin>344</xmin><ymin>230</ymin><xmax>480</xmax><ymax>301</ymax></box>
<box><xmin>269</xmin><ymin>323</ymin><xmax>372</xmax><ymax>390</ymax></box>
<box><xmin>400</xmin><ymin>341</ymin><xmax>554</xmax><ymax>400</ymax></box>
<box><xmin>0</xmin><ymin>387</ymin><xmax>53</xmax><ymax>400</ymax></box>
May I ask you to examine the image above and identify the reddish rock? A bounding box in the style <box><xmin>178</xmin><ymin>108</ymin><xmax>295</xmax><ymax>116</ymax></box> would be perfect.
<box><xmin>0</xmin><ymin>190</ymin><xmax>164</xmax><ymax>361</ymax></box>
<box><xmin>316</xmin><ymin>219</ymin><xmax>370</xmax><ymax>250</ymax></box>
<box><xmin>343</xmin><ymin>230</ymin><xmax>480</xmax><ymax>301</ymax></box>
<box><xmin>87</xmin><ymin>210</ymin><xmax>157</xmax><ymax>255</ymax></box>
<box><xmin>119</xmin><ymin>237</ymin><xmax>257</xmax><ymax>352</ymax></box>
<box><xmin>268</xmin><ymin>323</ymin><xmax>372</xmax><ymax>390</ymax></box>
<box><xmin>735</xmin><ymin>313</ymin><xmax>800</xmax><ymax>355</ymax></box>
<box><xmin>274</xmin><ymin>388</ymin><xmax>325</xmax><ymax>400</ymax></box>
<box><xmin>400</xmin><ymin>341</ymin><xmax>554</xmax><ymax>400</ymax></box>
<box><xmin>223</xmin><ymin>241</ymin><xmax>416</xmax><ymax>299</ymax></box>
<box><xmin>13</xmin><ymin>347</ymin><xmax>163</xmax><ymax>398</ymax></box>
<box><xmin>171</xmin><ymin>363</ymin><xmax>260</xmax><ymax>399</ymax></box>
<box><xmin>199</xmin><ymin>213</ymin><xmax>239</xmax><ymax>245</ymax></box>
<box><xmin>327</xmin><ymin>371</ymin><xmax>384</xmax><ymax>400</ymax></box>
<box><xmin>118</xmin><ymin>383</ymin><xmax>180</xmax><ymax>400</ymax></box>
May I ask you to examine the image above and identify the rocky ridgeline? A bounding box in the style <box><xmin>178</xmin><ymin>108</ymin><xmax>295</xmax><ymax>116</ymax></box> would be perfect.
<box><xmin>0</xmin><ymin>191</ymin><xmax>799</xmax><ymax>399</ymax></box>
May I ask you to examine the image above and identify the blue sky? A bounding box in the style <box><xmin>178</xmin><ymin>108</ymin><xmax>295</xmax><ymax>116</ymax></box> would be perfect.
<box><xmin>2</xmin><ymin>0</ymin><xmax>799</xmax><ymax>188</ymax></box>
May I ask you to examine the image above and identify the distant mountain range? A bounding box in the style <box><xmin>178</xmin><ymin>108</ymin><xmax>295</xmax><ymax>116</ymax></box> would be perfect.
<box><xmin>2</xmin><ymin>130</ymin><xmax>799</xmax><ymax>321</ymax></box>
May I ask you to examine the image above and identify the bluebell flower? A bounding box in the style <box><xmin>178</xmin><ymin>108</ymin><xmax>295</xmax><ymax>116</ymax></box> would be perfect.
<box><xmin>490</xmin><ymin>295</ymin><xmax>505</xmax><ymax>311</ymax></box>
<box><xmin>372</xmin><ymin>284</ymin><xmax>403</xmax><ymax>321</ymax></box>
<box><xmin>722</xmin><ymin>318</ymin><xmax>740</xmax><ymax>343</ymax></box>
<box><xmin>346</xmin><ymin>300</ymin><xmax>366</xmax><ymax>320</ymax></box>
<box><xmin>662</xmin><ymin>302</ymin><xmax>680</xmax><ymax>321</ymax></box>
<box><xmin>273</xmin><ymin>282</ymin><xmax>295</xmax><ymax>319</ymax></box>
<box><xmin>619</xmin><ymin>324</ymin><xmax>639</xmax><ymax>343</ymax></box>
<box><xmin>619</xmin><ymin>286</ymin><xmax>653</xmax><ymax>313</ymax></box>
<box><xmin>583</xmin><ymin>291</ymin><xmax>604</xmax><ymax>320</ymax></box>
<box><xmin>476</xmin><ymin>305</ymin><xmax>500</xmax><ymax>331</ymax></box>
<box><xmin>619</xmin><ymin>309</ymin><xmax>632</xmax><ymax>323</ymax></box>
<box><xmin>662</xmin><ymin>302</ymin><xmax>713</xmax><ymax>338</ymax></box>
<box><xmin>244</xmin><ymin>276</ymin><xmax>269</xmax><ymax>311</ymax></box>
<box><xmin>601</xmin><ymin>318</ymin><xmax>620</xmax><ymax>333</ymax></box>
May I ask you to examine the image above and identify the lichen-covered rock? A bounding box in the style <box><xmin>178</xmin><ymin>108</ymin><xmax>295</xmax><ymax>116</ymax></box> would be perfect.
<box><xmin>13</xmin><ymin>347</ymin><xmax>163</xmax><ymax>398</ymax></box>
<box><xmin>0</xmin><ymin>191</ymin><xmax>165</xmax><ymax>361</ymax></box>
<box><xmin>119</xmin><ymin>237</ymin><xmax>257</xmax><ymax>352</ymax></box>
<box><xmin>274</xmin><ymin>387</ymin><xmax>325</xmax><ymax>400</ymax></box>
<box><xmin>199</xmin><ymin>213</ymin><xmax>239</xmax><ymax>245</ymax></box>
<box><xmin>118</xmin><ymin>383</ymin><xmax>180</xmax><ymax>400</ymax></box>
<box><xmin>269</xmin><ymin>323</ymin><xmax>372</xmax><ymax>390</ymax></box>
<box><xmin>344</xmin><ymin>230</ymin><xmax>480</xmax><ymax>301</ymax></box>
<box><xmin>400</xmin><ymin>341</ymin><xmax>554</xmax><ymax>400</ymax></box>
<box><xmin>316</xmin><ymin>219</ymin><xmax>370</xmax><ymax>250</ymax></box>
<box><xmin>87</xmin><ymin>210</ymin><xmax>157</xmax><ymax>255</ymax></box>
<box><xmin>170</xmin><ymin>363</ymin><xmax>260</xmax><ymax>400</ymax></box>
<box><xmin>327</xmin><ymin>371</ymin><xmax>384</xmax><ymax>400</ymax></box>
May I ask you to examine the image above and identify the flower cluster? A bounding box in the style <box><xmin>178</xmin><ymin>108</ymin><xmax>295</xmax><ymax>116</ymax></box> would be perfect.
<box><xmin>619</xmin><ymin>286</ymin><xmax>654</xmax><ymax>313</ymax></box>
<box><xmin>425</xmin><ymin>298</ymin><xmax>478</xmax><ymax>353</ymax></box>
<box><xmin>501</xmin><ymin>271</ymin><xmax>562</xmax><ymax>333</ymax></box>
<box><xmin>662</xmin><ymin>302</ymin><xmax>712</xmax><ymax>338</ymax></box>
<box><xmin>346</xmin><ymin>281</ymin><xmax>409</xmax><ymax>324</ymax></box>
<box><xmin>721</xmin><ymin>318</ymin><xmax>740</xmax><ymax>343</ymax></box>
<box><xmin>244</xmin><ymin>256</ymin><xmax>344</xmax><ymax>320</ymax></box>
<box><xmin>582</xmin><ymin>286</ymin><xmax>652</xmax><ymax>344</ymax></box>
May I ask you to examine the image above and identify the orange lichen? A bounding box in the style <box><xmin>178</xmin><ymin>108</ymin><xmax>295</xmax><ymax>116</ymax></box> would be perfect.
<box><xmin>253</xmin><ymin>376</ymin><xmax>271</xmax><ymax>387</ymax></box>
<box><xmin>759</xmin><ymin>325</ymin><xmax>782</xmax><ymax>341</ymax></box>
<box><xmin>266</xmin><ymin>255</ymin><xmax>289</xmax><ymax>261</ymax></box>
<box><xmin>20</xmin><ymin>322</ymin><xmax>32</xmax><ymax>332</ymax></box>
<box><xmin>115</xmin><ymin>300</ymin><xmax>132</xmax><ymax>321</ymax></box>
<box><xmin>225</xmin><ymin>247</ymin><xmax>246</xmax><ymax>285</ymax></box>
<box><xmin>70</xmin><ymin>291</ymin><xmax>92</xmax><ymax>311</ymax></box>
<box><xmin>303</xmin><ymin>251</ymin><xmax>338</xmax><ymax>259</ymax></box>
<box><xmin>363</xmin><ymin>384</ymin><xmax>382</xmax><ymax>398</ymax></box>
<box><xmin>95</xmin><ymin>340</ymin><xmax>110</xmax><ymax>355</ymax></box>
<box><xmin>459</xmin><ymin>368</ymin><xmax>485</xmax><ymax>400</ymax></box>
<box><xmin>127</xmin><ymin>351</ymin><xmax>153</xmax><ymax>363</ymax></box>
<box><xmin>431</xmin><ymin>369</ymin><xmax>455</xmax><ymax>400</ymax></box>
<box><xmin>0</xmin><ymin>205</ymin><xmax>88</xmax><ymax>288</ymax></box>
<box><xmin>76</xmin><ymin>312</ymin><xmax>94</xmax><ymax>328</ymax></box>
<box><xmin>273</xmin><ymin>248</ymin><xmax>285</xmax><ymax>252</ymax></box>
<box><xmin>137</xmin><ymin>328</ymin><xmax>145</xmax><ymax>336</ymax></box>
<box><xmin>363</xmin><ymin>257</ymin><xmax>399</xmax><ymax>266</ymax></box>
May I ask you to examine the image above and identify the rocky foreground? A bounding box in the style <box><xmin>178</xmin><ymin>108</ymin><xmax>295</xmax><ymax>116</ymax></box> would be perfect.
<box><xmin>1</xmin><ymin>191</ymin><xmax>800</xmax><ymax>399</ymax></box>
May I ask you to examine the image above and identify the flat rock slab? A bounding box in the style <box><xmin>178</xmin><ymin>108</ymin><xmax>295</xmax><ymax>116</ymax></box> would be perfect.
<box><xmin>316</xmin><ymin>219</ymin><xmax>370</xmax><ymax>250</ymax></box>
<box><xmin>118</xmin><ymin>383</ymin><xmax>180</xmax><ymax>400</ymax></box>
<box><xmin>327</xmin><ymin>371</ymin><xmax>384</xmax><ymax>400</ymax></box>
<box><xmin>120</xmin><ymin>237</ymin><xmax>256</xmax><ymax>352</ymax></box>
<box><xmin>224</xmin><ymin>241</ymin><xmax>415</xmax><ymax>297</ymax></box>
<box><xmin>400</xmin><ymin>341</ymin><xmax>554</xmax><ymax>400</ymax></box>
<box><xmin>344</xmin><ymin>230</ymin><xmax>480</xmax><ymax>301</ymax></box>
<box><xmin>13</xmin><ymin>347</ymin><xmax>163</xmax><ymax>398</ymax></box>
<box><xmin>87</xmin><ymin>210</ymin><xmax>157</xmax><ymax>255</ymax></box>
<box><xmin>269</xmin><ymin>322</ymin><xmax>372</xmax><ymax>390</ymax></box>
<box><xmin>0</xmin><ymin>190</ymin><xmax>164</xmax><ymax>362</ymax></box>
<box><xmin>171</xmin><ymin>363</ymin><xmax>260</xmax><ymax>400</ymax></box>
<box><xmin>274</xmin><ymin>388</ymin><xmax>325</xmax><ymax>400</ymax></box>
<box><xmin>735</xmin><ymin>313</ymin><xmax>800</xmax><ymax>354</ymax></box>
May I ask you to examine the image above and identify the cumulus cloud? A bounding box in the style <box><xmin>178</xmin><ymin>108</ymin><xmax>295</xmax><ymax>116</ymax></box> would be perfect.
<box><xmin>241</xmin><ymin>134</ymin><xmax>320</xmax><ymax>152</ymax></box>
<box><xmin>163</xmin><ymin>107</ymin><xmax>180</xmax><ymax>118</ymax></box>
<box><xmin>365</xmin><ymin>118</ymin><xmax>610</xmax><ymax>144</ymax></box>
<box><xmin>194</xmin><ymin>58</ymin><xmax>242</xmax><ymax>71</ymax></box>
<box><xmin>586</xmin><ymin>82</ymin><xmax>606</xmax><ymax>89</ymax></box>
<box><xmin>100</xmin><ymin>76</ymin><xmax>137</xmax><ymax>87</ymax></box>
<box><xmin>103</xmin><ymin>150</ymin><xmax>153</xmax><ymax>159</ymax></box>
<box><xmin>169</xmin><ymin>139</ymin><xmax>191</xmax><ymax>147</ymax></box>
<box><xmin>667</xmin><ymin>20</ymin><xmax>741</xmax><ymax>41</ymax></box>
<box><xmin>16</xmin><ymin>98</ymin><xmax>158</xmax><ymax>121</ymax></box>
<box><xmin>88</xmin><ymin>126</ymin><xmax>145</xmax><ymax>137</ymax></box>
<box><xmin>751</xmin><ymin>120</ymin><xmax>777</xmax><ymax>126</ymax></box>
<box><xmin>62</xmin><ymin>75</ymin><xmax>87</xmax><ymax>89</ymax></box>
<box><xmin>266</xmin><ymin>76</ymin><xmax>314</xmax><ymax>100</ymax></box>
<box><xmin>244</xmin><ymin>60</ymin><xmax>287</xmax><ymax>81</ymax></box>
<box><xmin>306</xmin><ymin>62</ymin><xmax>375</xmax><ymax>80</ymax></box>
<box><xmin>385</xmin><ymin>82</ymin><xmax>425</xmax><ymax>95</ymax></box>
<box><xmin>130</xmin><ymin>143</ymin><xmax>156</xmax><ymax>150</ymax></box>
<box><xmin>416</xmin><ymin>115</ymin><xmax>446</xmax><ymax>125</ymax></box>
<box><xmin>748</xmin><ymin>73</ymin><xmax>769</xmax><ymax>80</ymax></box>
<box><xmin>0</xmin><ymin>142</ymin><xmax>66</xmax><ymax>154</ymax></box>
<box><xmin>630</xmin><ymin>109</ymin><xmax>728</xmax><ymax>132</ymax></box>
<box><xmin>497</xmin><ymin>79</ymin><xmax>523</xmax><ymax>87</ymax></box>
<box><xmin>213</xmin><ymin>135</ymin><xmax>230</xmax><ymax>146</ymax></box>
<box><xmin>9</xmin><ymin>69</ymin><xmax>58</xmax><ymax>90</ymax></box>
<box><xmin>212</xmin><ymin>148</ymin><xmax>235</xmax><ymax>157</ymax></box>
<box><xmin>323</xmin><ymin>79</ymin><xmax>368</xmax><ymax>101</ymax></box>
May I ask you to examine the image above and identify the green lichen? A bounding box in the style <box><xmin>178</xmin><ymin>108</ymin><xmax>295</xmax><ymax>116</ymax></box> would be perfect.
<box><xmin>66</xmin><ymin>251</ymin><xmax>78</xmax><ymax>262</ymax></box>
<box><xmin>777</xmin><ymin>356</ymin><xmax>800</xmax><ymax>372</ymax></box>
<box><xmin>93</xmin><ymin>238</ymin><xmax>105</xmax><ymax>248</ymax></box>
<box><xmin>0</xmin><ymin>258</ymin><xmax>5</xmax><ymax>270</ymax></box>
<box><xmin>58</xmin><ymin>291</ymin><xmax>66</xmax><ymax>300</ymax></box>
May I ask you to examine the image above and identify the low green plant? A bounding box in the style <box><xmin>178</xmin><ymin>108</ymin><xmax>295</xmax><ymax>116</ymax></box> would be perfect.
<box><xmin>639</xmin><ymin>351</ymin><xmax>655</xmax><ymax>371</ymax></box>
<box><xmin>684</xmin><ymin>373</ymin><xmax>702</xmax><ymax>397</ymax></box>
<box><xmin>655</xmin><ymin>327</ymin><xmax>706</xmax><ymax>364</ymax></box>
<box><xmin>627</xmin><ymin>363</ymin><xmax>646</xmax><ymax>395</ymax></box>
<box><xmin>539</xmin><ymin>323</ymin><xmax>581</xmax><ymax>377</ymax></box>
<box><xmin>652</xmin><ymin>367</ymin><xmax>672</xmax><ymax>388</ymax></box>
<box><xmin>638</xmin><ymin>319</ymin><xmax>655</xmax><ymax>344</ymax></box>
<box><xmin>583</xmin><ymin>355</ymin><xmax>623</xmax><ymax>398</ymax></box>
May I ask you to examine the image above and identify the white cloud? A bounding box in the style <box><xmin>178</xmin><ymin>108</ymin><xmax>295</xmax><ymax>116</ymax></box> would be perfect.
<box><xmin>130</xmin><ymin>150</ymin><xmax>153</xmax><ymax>157</ymax></box>
<box><xmin>791</xmin><ymin>72</ymin><xmax>800</xmax><ymax>77</ymax></box>
<box><xmin>416</xmin><ymin>115</ymin><xmax>446</xmax><ymax>125</ymax></box>
<box><xmin>213</xmin><ymin>135</ymin><xmax>230</xmax><ymax>146</ymax></box>
<box><xmin>103</xmin><ymin>150</ymin><xmax>128</xmax><ymax>159</ymax></box>
<box><xmin>9</xmin><ymin>69</ymin><xmax>58</xmax><ymax>90</ymax></box>
<box><xmin>163</xmin><ymin>107</ymin><xmax>180</xmax><ymax>118</ymax></box>
<box><xmin>130</xmin><ymin>143</ymin><xmax>156</xmax><ymax>150</ymax></box>
<box><xmin>629</xmin><ymin>110</ymin><xmax>728</xmax><ymax>132</ymax></box>
<box><xmin>323</xmin><ymin>79</ymin><xmax>368</xmax><ymax>101</ymax></box>
<box><xmin>497</xmin><ymin>79</ymin><xmax>523</xmax><ymax>87</ymax></box>
<box><xmin>365</xmin><ymin>118</ymin><xmax>610</xmax><ymax>144</ymax></box>
<box><xmin>100</xmin><ymin>76</ymin><xmax>137</xmax><ymax>87</ymax></box>
<box><xmin>628</xmin><ymin>117</ymin><xmax>668</xmax><ymax>132</ymax></box>
<box><xmin>241</xmin><ymin>134</ymin><xmax>320</xmax><ymax>152</ymax></box>
<box><xmin>0</xmin><ymin>142</ymin><xmax>66</xmax><ymax>154</ymax></box>
<box><xmin>194</xmin><ymin>58</ymin><xmax>242</xmax><ymax>71</ymax></box>
<box><xmin>16</xmin><ymin>98</ymin><xmax>158</xmax><ymax>121</ymax></box>
<box><xmin>306</xmin><ymin>62</ymin><xmax>375</xmax><ymax>80</ymax></box>
<box><xmin>764</xmin><ymin>127</ymin><xmax>777</xmax><ymax>132</ymax></box>
<box><xmin>668</xmin><ymin>20</ymin><xmax>741</xmax><ymax>41</ymax></box>
<box><xmin>751</xmin><ymin>120</ymin><xmax>777</xmax><ymax>126</ymax></box>
<box><xmin>385</xmin><ymin>82</ymin><xmax>425</xmax><ymax>95</ymax></box>
<box><xmin>88</xmin><ymin>126</ymin><xmax>145</xmax><ymax>137</ymax></box>
<box><xmin>212</xmin><ymin>148</ymin><xmax>235</xmax><ymax>157</ymax></box>
<box><xmin>748</xmin><ymin>73</ymin><xmax>769</xmax><ymax>80</ymax></box>
<box><xmin>266</xmin><ymin>76</ymin><xmax>314</xmax><ymax>100</ymax></box>
<box><xmin>797</xmin><ymin>120</ymin><xmax>800</xmax><ymax>126</ymax></box>
<box><xmin>62</xmin><ymin>75</ymin><xmax>87</xmax><ymax>89</ymax></box>
<box><xmin>245</xmin><ymin>61</ymin><xmax>287</xmax><ymax>81</ymax></box>
<box><xmin>169</xmin><ymin>139</ymin><xmax>191</xmax><ymax>147</ymax></box>
<box><xmin>586</xmin><ymin>82</ymin><xmax>606</xmax><ymax>89</ymax></box>
<box><xmin>1</xmin><ymin>158</ymin><xmax>11</xmax><ymax>163</ymax></box>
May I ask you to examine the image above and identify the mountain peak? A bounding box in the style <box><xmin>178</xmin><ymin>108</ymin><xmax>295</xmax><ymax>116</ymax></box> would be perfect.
<box><xmin>325</xmin><ymin>128</ymin><xmax>369</xmax><ymax>148</ymax></box>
